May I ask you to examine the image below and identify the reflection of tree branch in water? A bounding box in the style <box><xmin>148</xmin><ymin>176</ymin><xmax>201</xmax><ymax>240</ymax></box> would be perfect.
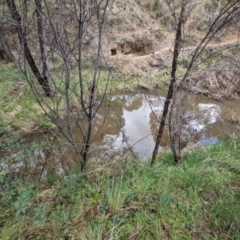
<box><xmin>145</xmin><ymin>95</ymin><xmax>166</xmax><ymax>124</ymax></box>
<box><xmin>105</xmin><ymin>115</ymin><xmax>138</xmax><ymax>159</ymax></box>
<box><xmin>109</xmin><ymin>106</ymin><xmax>125</xmax><ymax>130</ymax></box>
<box><xmin>89</xmin><ymin>102</ymin><xmax>111</xmax><ymax>144</ymax></box>
<box><xmin>121</xmin><ymin>130</ymin><xmax>126</xmax><ymax>144</ymax></box>
<box><xmin>121</xmin><ymin>133</ymin><xmax>152</xmax><ymax>160</ymax></box>
<box><xmin>127</xmin><ymin>133</ymin><xmax>152</xmax><ymax>149</ymax></box>
<box><xmin>145</xmin><ymin>96</ymin><xmax>159</xmax><ymax>123</ymax></box>
<box><xmin>38</xmin><ymin>130</ymin><xmax>61</xmax><ymax>182</ymax></box>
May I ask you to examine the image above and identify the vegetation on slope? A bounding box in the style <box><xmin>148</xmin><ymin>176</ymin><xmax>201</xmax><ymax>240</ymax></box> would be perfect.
<box><xmin>0</xmin><ymin>64</ymin><xmax>163</xmax><ymax>134</ymax></box>
<box><xmin>1</xmin><ymin>0</ymin><xmax>240</xmax><ymax>133</ymax></box>
<box><xmin>0</xmin><ymin>1</ymin><xmax>240</xmax><ymax>239</ymax></box>
<box><xmin>1</xmin><ymin>138</ymin><xmax>240</xmax><ymax>239</ymax></box>
<box><xmin>0</xmin><ymin>65</ymin><xmax>55</xmax><ymax>133</ymax></box>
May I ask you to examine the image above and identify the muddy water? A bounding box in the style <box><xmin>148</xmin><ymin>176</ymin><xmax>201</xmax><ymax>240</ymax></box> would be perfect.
<box><xmin>16</xmin><ymin>92</ymin><xmax>240</xmax><ymax>174</ymax></box>
<box><xmin>33</xmin><ymin>92</ymin><xmax>240</xmax><ymax>155</ymax></box>
<box><xmin>92</xmin><ymin>94</ymin><xmax>166</xmax><ymax>156</ymax></box>
<box><xmin>90</xmin><ymin>92</ymin><xmax>240</xmax><ymax>157</ymax></box>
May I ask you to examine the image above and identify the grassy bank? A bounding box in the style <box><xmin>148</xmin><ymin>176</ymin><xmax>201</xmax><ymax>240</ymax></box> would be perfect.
<box><xmin>1</xmin><ymin>138</ymin><xmax>240</xmax><ymax>239</ymax></box>
<box><xmin>0</xmin><ymin>65</ymin><xmax>53</xmax><ymax>134</ymax></box>
<box><xmin>0</xmin><ymin>64</ymin><xmax>166</xmax><ymax>135</ymax></box>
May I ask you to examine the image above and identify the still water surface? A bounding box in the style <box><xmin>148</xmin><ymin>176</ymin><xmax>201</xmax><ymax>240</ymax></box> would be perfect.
<box><xmin>19</xmin><ymin>91</ymin><xmax>240</xmax><ymax>173</ymax></box>
<box><xmin>91</xmin><ymin>92</ymin><xmax>240</xmax><ymax>157</ymax></box>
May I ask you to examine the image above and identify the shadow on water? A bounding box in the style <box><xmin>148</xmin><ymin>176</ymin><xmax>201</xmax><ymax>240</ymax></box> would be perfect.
<box><xmin>2</xmin><ymin>91</ymin><xmax>240</xmax><ymax>176</ymax></box>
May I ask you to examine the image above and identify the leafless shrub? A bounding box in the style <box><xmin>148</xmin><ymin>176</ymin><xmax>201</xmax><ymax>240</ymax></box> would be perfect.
<box><xmin>151</xmin><ymin>0</ymin><xmax>240</xmax><ymax>164</ymax></box>
<box><xmin>6</xmin><ymin>0</ymin><xmax>112</xmax><ymax>170</ymax></box>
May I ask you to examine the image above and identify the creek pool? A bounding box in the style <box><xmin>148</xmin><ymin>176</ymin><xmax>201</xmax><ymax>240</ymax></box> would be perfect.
<box><xmin>3</xmin><ymin>91</ymin><xmax>240</xmax><ymax>175</ymax></box>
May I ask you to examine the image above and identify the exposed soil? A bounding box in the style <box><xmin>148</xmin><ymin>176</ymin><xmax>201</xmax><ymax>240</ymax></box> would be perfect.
<box><xmin>101</xmin><ymin>0</ymin><xmax>240</xmax><ymax>99</ymax></box>
<box><xmin>1</xmin><ymin>0</ymin><xmax>240</xmax><ymax>100</ymax></box>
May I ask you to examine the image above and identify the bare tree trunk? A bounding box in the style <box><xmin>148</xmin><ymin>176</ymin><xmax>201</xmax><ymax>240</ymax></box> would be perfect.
<box><xmin>35</xmin><ymin>0</ymin><xmax>49</xmax><ymax>82</ymax></box>
<box><xmin>151</xmin><ymin>2</ymin><xmax>185</xmax><ymax>165</ymax></box>
<box><xmin>0</xmin><ymin>22</ymin><xmax>14</xmax><ymax>62</ymax></box>
<box><xmin>6</xmin><ymin>0</ymin><xmax>53</xmax><ymax>97</ymax></box>
<box><xmin>80</xmin><ymin>0</ymin><xmax>109</xmax><ymax>170</ymax></box>
<box><xmin>4</xmin><ymin>0</ymin><xmax>111</xmax><ymax>171</ymax></box>
<box><xmin>151</xmin><ymin>0</ymin><xmax>240</xmax><ymax>165</ymax></box>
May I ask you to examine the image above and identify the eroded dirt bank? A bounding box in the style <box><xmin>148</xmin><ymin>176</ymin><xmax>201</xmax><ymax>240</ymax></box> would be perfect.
<box><xmin>101</xmin><ymin>0</ymin><xmax>240</xmax><ymax>100</ymax></box>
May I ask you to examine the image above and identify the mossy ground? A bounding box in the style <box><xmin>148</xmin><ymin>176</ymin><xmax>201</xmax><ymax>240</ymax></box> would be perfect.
<box><xmin>1</xmin><ymin>138</ymin><xmax>240</xmax><ymax>239</ymax></box>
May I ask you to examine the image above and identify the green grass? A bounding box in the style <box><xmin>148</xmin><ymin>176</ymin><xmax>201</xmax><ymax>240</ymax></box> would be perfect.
<box><xmin>0</xmin><ymin>138</ymin><xmax>240</xmax><ymax>239</ymax></box>
<box><xmin>0</xmin><ymin>65</ymin><xmax>114</xmax><ymax>134</ymax></box>
<box><xmin>0</xmin><ymin>65</ymin><xmax>54</xmax><ymax>133</ymax></box>
<box><xmin>0</xmin><ymin>64</ymin><xmax>167</xmax><ymax>134</ymax></box>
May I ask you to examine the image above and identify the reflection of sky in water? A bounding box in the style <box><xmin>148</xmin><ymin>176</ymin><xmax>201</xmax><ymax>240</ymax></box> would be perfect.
<box><xmin>189</xmin><ymin>103</ymin><xmax>221</xmax><ymax>131</ymax></box>
<box><xmin>7</xmin><ymin>94</ymin><xmax>240</xmax><ymax>174</ymax></box>
<box><xmin>199</xmin><ymin>104</ymin><xmax>220</xmax><ymax>123</ymax></box>
<box><xmin>104</xmin><ymin>94</ymin><xmax>164</xmax><ymax>157</ymax></box>
<box><xmin>121</xmin><ymin>101</ymin><xmax>156</xmax><ymax>156</ymax></box>
<box><xmin>103</xmin><ymin>94</ymin><xmax>238</xmax><ymax>157</ymax></box>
